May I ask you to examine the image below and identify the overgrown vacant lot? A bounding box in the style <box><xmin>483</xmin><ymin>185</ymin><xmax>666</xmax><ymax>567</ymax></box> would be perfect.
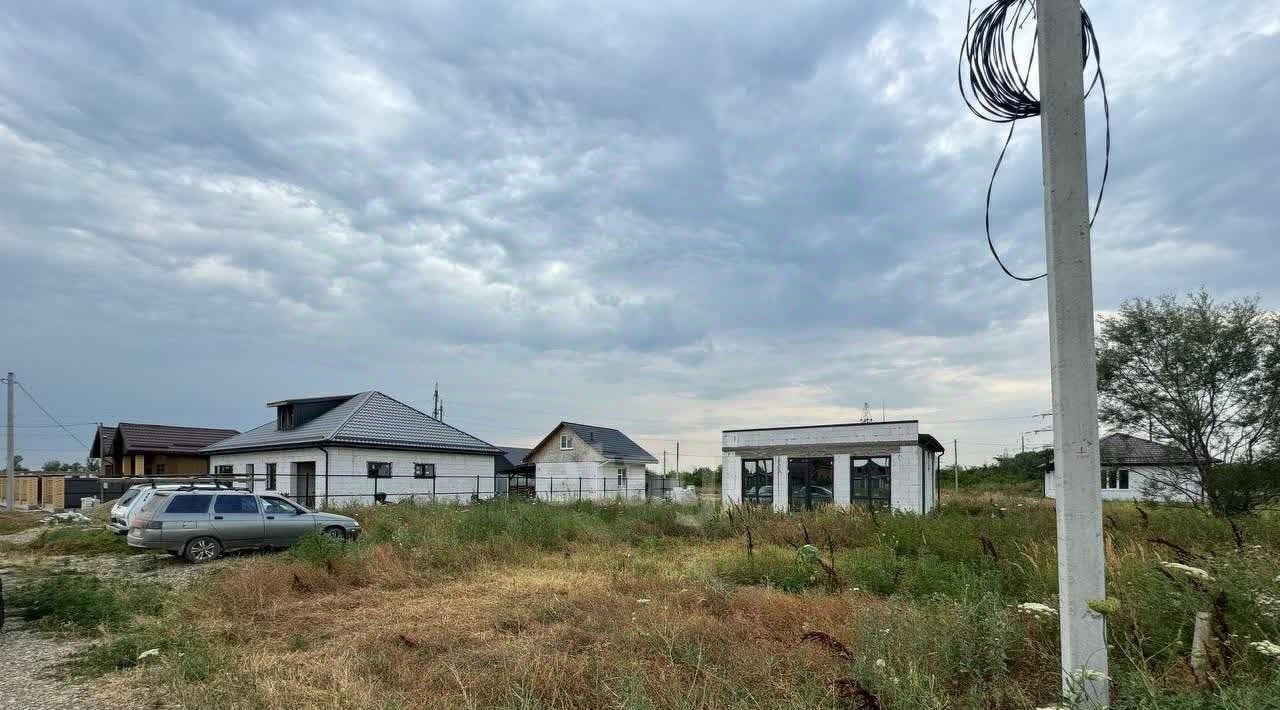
<box><xmin>45</xmin><ymin>497</ymin><xmax>1280</xmax><ymax>709</ymax></box>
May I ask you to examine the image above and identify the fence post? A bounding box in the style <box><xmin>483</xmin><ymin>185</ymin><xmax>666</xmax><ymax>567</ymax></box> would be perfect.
<box><xmin>475</xmin><ymin>474</ymin><xmax>480</xmax><ymax>502</ymax></box>
<box><xmin>578</xmin><ymin>477</ymin><xmax>582</xmax><ymax>502</ymax></box>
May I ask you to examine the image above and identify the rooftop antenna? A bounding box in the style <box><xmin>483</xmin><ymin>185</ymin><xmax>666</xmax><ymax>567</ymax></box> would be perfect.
<box><xmin>860</xmin><ymin>403</ymin><xmax>873</xmax><ymax>424</ymax></box>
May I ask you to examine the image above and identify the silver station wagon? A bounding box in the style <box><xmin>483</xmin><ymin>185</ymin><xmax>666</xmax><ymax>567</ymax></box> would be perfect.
<box><xmin>126</xmin><ymin>488</ymin><xmax>360</xmax><ymax>563</ymax></box>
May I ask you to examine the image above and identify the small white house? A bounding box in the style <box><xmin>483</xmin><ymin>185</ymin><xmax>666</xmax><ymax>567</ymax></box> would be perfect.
<box><xmin>202</xmin><ymin>391</ymin><xmax>504</xmax><ymax>507</ymax></box>
<box><xmin>1044</xmin><ymin>432</ymin><xmax>1202</xmax><ymax>503</ymax></box>
<box><xmin>525</xmin><ymin>422</ymin><xmax>659</xmax><ymax>502</ymax></box>
<box><xmin>721</xmin><ymin>420</ymin><xmax>946</xmax><ymax>514</ymax></box>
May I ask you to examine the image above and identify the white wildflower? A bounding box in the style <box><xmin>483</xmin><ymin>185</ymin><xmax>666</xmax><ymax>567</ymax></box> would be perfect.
<box><xmin>1161</xmin><ymin>562</ymin><xmax>1214</xmax><ymax>582</ymax></box>
<box><xmin>136</xmin><ymin>648</ymin><xmax>160</xmax><ymax>661</ymax></box>
<box><xmin>1249</xmin><ymin>640</ymin><xmax>1280</xmax><ymax>659</ymax></box>
<box><xmin>874</xmin><ymin>658</ymin><xmax>886</xmax><ymax>669</ymax></box>
<box><xmin>635</xmin><ymin>598</ymin><xmax>651</xmax><ymax>604</ymax></box>
<box><xmin>1017</xmin><ymin>602</ymin><xmax>1058</xmax><ymax>617</ymax></box>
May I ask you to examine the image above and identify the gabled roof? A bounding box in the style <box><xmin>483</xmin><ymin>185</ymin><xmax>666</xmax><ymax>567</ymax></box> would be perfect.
<box><xmin>89</xmin><ymin>425</ymin><xmax>117</xmax><ymax>458</ymax></box>
<box><xmin>499</xmin><ymin>447</ymin><xmax>531</xmax><ymax>468</ymax></box>
<box><xmin>1043</xmin><ymin>433</ymin><xmax>1205</xmax><ymax>471</ymax></box>
<box><xmin>525</xmin><ymin>422</ymin><xmax>658</xmax><ymax>463</ymax></box>
<box><xmin>495</xmin><ymin>447</ymin><xmax>534</xmax><ymax>473</ymax></box>
<box><xmin>1099</xmin><ymin>433</ymin><xmax>1202</xmax><ymax>466</ymax></box>
<box><xmin>202</xmin><ymin>391</ymin><xmax>503</xmax><ymax>456</ymax></box>
<box><xmin>115</xmin><ymin>423</ymin><xmax>239</xmax><ymax>455</ymax></box>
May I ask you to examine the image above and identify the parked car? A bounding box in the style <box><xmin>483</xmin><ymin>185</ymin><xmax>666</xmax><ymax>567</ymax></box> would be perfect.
<box><xmin>108</xmin><ymin>483</ymin><xmax>227</xmax><ymax>534</ymax></box>
<box><xmin>127</xmin><ymin>488</ymin><xmax>360</xmax><ymax>562</ymax></box>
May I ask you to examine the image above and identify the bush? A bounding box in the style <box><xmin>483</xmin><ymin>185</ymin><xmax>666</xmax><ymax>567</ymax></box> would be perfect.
<box><xmin>288</xmin><ymin>530</ymin><xmax>359</xmax><ymax>566</ymax></box>
<box><xmin>10</xmin><ymin>572</ymin><xmax>167</xmax><ymax>634</ymax></box>
<box><xmin>1204</xmin><ymin>461</ymin><xmax>1280</xmax><ymax>517</ymax></box>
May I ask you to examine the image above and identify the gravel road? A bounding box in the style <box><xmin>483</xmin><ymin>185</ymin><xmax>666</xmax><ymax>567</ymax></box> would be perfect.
<box><xmin>1</xmin><ymin>522</ymin><xmax>228</xmax><ymax>710</ymax></box>
<box><xmin>0</xmin><ymin>624</ymin><xmax>105</xmax><ymax>710</ymax></box>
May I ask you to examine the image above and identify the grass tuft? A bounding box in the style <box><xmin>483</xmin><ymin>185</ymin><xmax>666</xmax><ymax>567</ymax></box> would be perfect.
<box><xmin>9</xmin><ymin>572</ymin><xmax>168</xmax><ymax>635</ymax></box>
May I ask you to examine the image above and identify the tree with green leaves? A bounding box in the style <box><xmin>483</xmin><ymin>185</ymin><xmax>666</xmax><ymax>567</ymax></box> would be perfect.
<box><xmin>1097</xmin><ymin>290</ymin><xmax>1280</xmax><ymax>513</ymax></box>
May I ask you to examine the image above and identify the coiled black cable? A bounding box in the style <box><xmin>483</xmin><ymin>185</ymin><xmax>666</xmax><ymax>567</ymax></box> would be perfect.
<box><xmin>958</xmin><ymin>0</ymin><xmax>1110</xmax><ymax>282</ymax></box>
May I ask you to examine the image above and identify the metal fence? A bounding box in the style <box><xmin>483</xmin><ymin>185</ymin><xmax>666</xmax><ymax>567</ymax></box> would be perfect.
<box><xmin>90</xmin><ymin>472</ymin><xmax>680</xmax><ymax>509</ymax></box>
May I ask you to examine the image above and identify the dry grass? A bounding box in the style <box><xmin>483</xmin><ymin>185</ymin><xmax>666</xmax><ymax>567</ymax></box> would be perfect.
<box><xmin>121</xmin><ymin>545</ymin><xmax>873</xmax><ymax>709</ymax></box>
<box><xmin>82</xmin><ymin>498</ymin><xmax>1280</xmax><ymax>710</ymax></box>
<box><xmin>0</xmin><ymin>509</ymin><xmax>45</xmax><ymax>535</ymax></box>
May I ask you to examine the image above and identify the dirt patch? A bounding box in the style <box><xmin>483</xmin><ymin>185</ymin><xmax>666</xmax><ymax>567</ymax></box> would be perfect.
<box><xmin>0</xmin><ymin>626</ymin><xmax>107</xmax><ymax>710</ymax></box>
<box><xmin>0</xmin><ymin>528</ymin><xmax>231</xmax><ymax>710</ymax></box>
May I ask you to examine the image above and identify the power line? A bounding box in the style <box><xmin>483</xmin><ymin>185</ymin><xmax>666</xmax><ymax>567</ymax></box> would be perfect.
<box><xmin>958</xmin><ymin>0</ymin><xmax>1110</xmax><ymax>281</ymax></box>
<box><xmin>14</xmin><ymin>380</ymin><xmax>87</xmax><ymax>448</ymax></box>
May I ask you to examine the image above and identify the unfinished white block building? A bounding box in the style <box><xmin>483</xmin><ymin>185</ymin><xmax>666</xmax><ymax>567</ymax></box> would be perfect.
<box><xmin>721</xmin><ymin>420</ymin><xmax>946</xmax><ymax>514</ymax></box>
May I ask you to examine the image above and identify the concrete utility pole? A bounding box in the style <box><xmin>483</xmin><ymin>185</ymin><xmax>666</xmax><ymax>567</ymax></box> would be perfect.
<box><xmin>5</xmin><ymin>372</ymin><xmax>14</xmax><ymax>511</ymax></box>
<box><xmin>1036</xmin><ymin>0</ymin><xmax>1108</xmax><ymax>702</ymax></box>
<box><xmin>675</xmin><ymin>442</ymin><xmax>680</xmax><ymax>474</ymax></box>
<box><xmin>953</xmin><ymin>439</ymin><xmax>959</xmax><ymax>493</ymax></box>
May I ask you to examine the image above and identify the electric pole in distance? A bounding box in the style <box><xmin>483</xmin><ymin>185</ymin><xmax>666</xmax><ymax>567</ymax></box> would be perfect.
<box><xmin>5</xmin><ymin>372</ymin><xmax>14</xmax><ymax>511</ymax></box>
<box><xmin>1037</xmin><ymin>0</ymin><xmax>1108</xmax><ymax>702</ymax></box>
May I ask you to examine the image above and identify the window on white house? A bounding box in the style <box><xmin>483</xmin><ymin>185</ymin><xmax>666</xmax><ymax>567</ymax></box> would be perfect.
<box><xmin>1102</xmin><ymin>468</ymin><xmax>1131</xmax><ymax>490</ymax></box>
<box><xmin>616</xmin><ymin>466</ymin><xmax>627</xmax><ymax>486</ymax></box>
<box><xmin>265</xmin><ymin>463</ymin><xmax>277</xmax><ymax>489</ymax></box>
<box><xmin>560</xmin><ymin>434</ymin><xmax>573</xmax><ymax>450</ymax></box>
<box><xmin>851</xmin><ymin>457</ymin><xmax>892</xmax><ymax>508</ymax></box>
<box><xmin>213</xmin><ymin>465</ymin><xmax>233</xmax><ymax>476</ymax></box>
<box><xmin>741</xmin><ymin>459</ymin><xmax>774</xmax><ymax>505</ymax></box>
<box><xmin>245</xmin><ymin>463</ymin><xmax>255</xmax><ymax>491</ymax></box>
<box><xmin>367</xmin><ymin>461</ymin><xmax>392</xmax><ymax>478</ymax></box>
<box><xmin>414</xmin><ymin>463</ymin><xmax>436</xmax><ymax>479</ymax></box>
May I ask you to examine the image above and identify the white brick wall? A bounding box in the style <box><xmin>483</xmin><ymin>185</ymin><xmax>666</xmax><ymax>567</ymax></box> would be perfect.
<box><xmin>535</xmin><ymin>461</ymin><xmax>648</xmax><ymax>502</ymax></box>
<box><xmin>209</xmin><ymin>447</ymin><xmax>496</xmax><ymax>507</ymax></box>
<box><xmin>208</xmin><ymin>448</ymin><xmax>327</xmax><ymax>497</ymax></box>
<box><xmin>1045</xmin><ymin>465</ymin><xmax>1200</xmax><ymax>503</ymax></box>
<box><xmin>720</xmin><ymin>422</ymin><xmax>939</xmax><ymax>514</ymax></box>
<box><xmin>325</xmin><ymin>447</ymin><xmax>495</xmax><ymax>505</ymax></box>
<box><xmin>721</xmin><ymin>454</ymin><xmax>741</xmax><ymax>504</ymax></box>
<box><xmin>722</xmin><ymin>421</ymin><xmax>918</xmax><ymax>449</ymax></box>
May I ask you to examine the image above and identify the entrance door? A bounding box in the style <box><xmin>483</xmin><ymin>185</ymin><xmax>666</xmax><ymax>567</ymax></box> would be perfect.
<box><xmin>292</xmin><ymin>462</ymin><xmax>316</xmax><ymax>508</ymax></box>
<box><xmin>788</xmin><ymin>457</ymin><xmax>834</xmax><ymax>511</ymax></box>
<box><xmin>851</xmin><ymin>457</ymin><xmax>891</xmax><ymax>508</ymax></box>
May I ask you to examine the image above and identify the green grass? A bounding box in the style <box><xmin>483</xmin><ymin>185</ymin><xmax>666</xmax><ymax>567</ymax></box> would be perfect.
<box><xmin>64</xmin><ymin>621</ymin><xmax>222</xmax><ymax>680</ymax></box>
<box><xmin>8</xmin><ymin>572</ymin><xmax>169</xmax><ymax>635</ymax></box>
<box><xmin>55</xmin><ymin>495</ymin><xmax>1280</xmax><ymax>708</ymax></box>
<box><xmin>2</xmin><ymin>526</ymin><xmax>143</xmax><ymax>555</ymax></box>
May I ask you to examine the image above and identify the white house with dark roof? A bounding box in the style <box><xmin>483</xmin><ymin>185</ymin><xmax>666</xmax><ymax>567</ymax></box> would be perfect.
<box><xmin>524</xmin><ymin>422</ymin><xmax>659</xmax><ymax>501</ymax></box>
<box><xmin>1044</xmin><ymin>432</ymin><xmax>1204</xmax><ymax>503</ymax></box>
<box><xmin>721</xmin><ymin>420</ymin><xmax>946</xmax><ymax>514</ymax></box>
<box><xmin>202</xmin><ymin>391</ymin><xmax>504</xmax><ymax>507</ymax></box>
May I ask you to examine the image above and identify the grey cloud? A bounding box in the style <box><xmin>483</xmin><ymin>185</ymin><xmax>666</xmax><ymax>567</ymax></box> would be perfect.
<box><xmin>1</xmin><ymin>1</ymin><xmax>1277</xmax><ymax>464</ymax></box>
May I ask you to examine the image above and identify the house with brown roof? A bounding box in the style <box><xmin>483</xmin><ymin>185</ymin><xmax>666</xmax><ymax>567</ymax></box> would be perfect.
<box><xmin>92</xmin><ymin>422</ymin><xmax>239</xmax><ymax>478</ymax></box>
<box><xmin>88</xmin><ymin>425</ymin><xmax>118</xmax><ymax>476</ymax></box>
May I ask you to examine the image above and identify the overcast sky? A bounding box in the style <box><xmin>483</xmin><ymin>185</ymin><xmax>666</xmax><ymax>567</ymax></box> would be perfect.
<box><xmin>2</xmin><ymin>1</ymin><xmax>1277</xmax><ymax>470</ymax></box>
